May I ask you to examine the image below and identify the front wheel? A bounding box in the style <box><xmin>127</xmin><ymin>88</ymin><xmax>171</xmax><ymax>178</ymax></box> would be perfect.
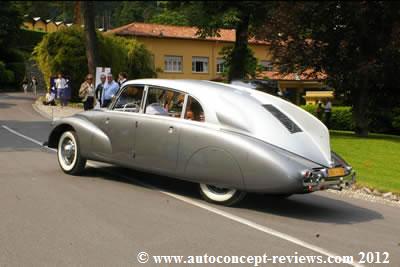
<box><xmin>199</xmin><ymin>184</ymin><xmax>246</xmax><ymax>206</ymax></box>
<box><xmin>57</xmin><ymin>131</ymin><xmax>86</xmax><ymax>175</ymax></box>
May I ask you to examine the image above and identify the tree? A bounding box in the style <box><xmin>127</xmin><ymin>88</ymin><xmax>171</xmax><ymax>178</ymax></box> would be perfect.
<box><xmin>0</xmin><ymin>2</ymin><xmax>23</xmax><ymax>52</ymax></box>
<box><xmin>74</xmin><ymin>1</ymin><xmax>82</xmax><ymax>25</ymax></box>
<box><xmin>172</xmin><ymin>1</ymin><xmax>272</xmax><ymax>81</ymax></box>
<box><xmin>219</xmin><ymin>45</ymin><xmax>258</xmax><ymax>80</ymax></box>
<box><xmin>149</xmin><ymin>10</ymin><xmax>188</xmax><ymax>26</ymax></box>
<box><xmin>112</xmin><ymin>1</ymin><xmax>159</xmax><ymax>27</ymax></box>
<box><xmin>259</xmin><ymin>1</ymin><xmax>400</xmax><ymax>136</ymax></box>
<box><xmin>81</xmin><ymin>1</ymin><xmax>99</xmax><ymax>76</ymax></box>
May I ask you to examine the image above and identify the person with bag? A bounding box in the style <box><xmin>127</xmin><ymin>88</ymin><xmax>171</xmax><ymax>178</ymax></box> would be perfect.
<box><xmin>79</xmin><ymin>74</ymin><xmax>95</xmax><ymax>111</ymax></box>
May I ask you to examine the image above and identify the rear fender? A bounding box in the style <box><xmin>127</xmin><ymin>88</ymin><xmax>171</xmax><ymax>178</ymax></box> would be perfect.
<box><xmin>184</xmin><ymin>147</ymin><xmax>244</xmax><ymax>189</ymax></box>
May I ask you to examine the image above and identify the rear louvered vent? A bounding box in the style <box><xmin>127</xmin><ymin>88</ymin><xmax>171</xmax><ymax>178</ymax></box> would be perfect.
<box><xmin>263</xmin><ymin>104</ymin><xmax>302</xmax><ymax>134</ymax></box>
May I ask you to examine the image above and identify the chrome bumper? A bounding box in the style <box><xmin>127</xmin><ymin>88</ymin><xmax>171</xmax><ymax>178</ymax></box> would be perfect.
<box><xmin>302</xmin><ymin>167</ymin><xmax>356</xmax><ymax>192</ymax></box>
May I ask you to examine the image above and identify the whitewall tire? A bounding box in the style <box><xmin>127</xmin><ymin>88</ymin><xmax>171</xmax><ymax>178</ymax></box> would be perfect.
<box><xmin>57</xmin><ymin>131</ymin><xmax>86</xmax><ymax>175</ymax></box>
<box><xmin>199</xmin><ymin>183</ymin><xmax>246</xmax><ymax>206</ymax></box>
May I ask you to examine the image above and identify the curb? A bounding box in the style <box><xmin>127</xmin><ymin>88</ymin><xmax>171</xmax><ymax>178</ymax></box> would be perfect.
<box><xmin>32</xmin><ymin>101</ymin><xmax>52</xmax><ymax>120</ymax></box>
<box><xmin>32</xmin><ymin>97</ymin><xmax>82</xmax><ymax>120</ymax></box>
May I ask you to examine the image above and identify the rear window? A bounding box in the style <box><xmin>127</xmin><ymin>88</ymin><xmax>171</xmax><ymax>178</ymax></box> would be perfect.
<box><xmin>263</xmin><ymin>104</ymin><xmax>302</xmax><ymax>134</ymax></box>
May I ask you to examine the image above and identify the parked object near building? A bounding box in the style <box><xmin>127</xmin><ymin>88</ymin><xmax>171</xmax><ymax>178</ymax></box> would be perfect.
<box><xmin>46</xmin><ymin>79</ymin><xmax>355</xmax><ymax>206</ymax></box>
<box><xmin>304</xmin><ymin>90</ymin><xmax>334</xmax><ymax>105</ymax></box>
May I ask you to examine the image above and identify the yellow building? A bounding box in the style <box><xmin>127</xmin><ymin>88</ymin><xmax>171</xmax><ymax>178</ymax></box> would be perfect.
<box><xmin>22</xmin><ymin>17</ymin><xmax>69</xmax><ymax>33</ymax></box>
<box><xmin>108</xmin><ymin>23</ymin><xmax>272</xmax><ymax>80</ymax></box>
<box><xmin>107</xmin><ymin>22</ymin><xmax>327</xmax><ymax>105</ymax></box>
<box><xmin>32</xmin><ymin>17</ymin><xmax>46</xmax><ymax>32</ymax></box>
<box><xmin>55</xmin><ymin>21</ymin><xmax>67</xmax><ymax>30</ymax></box>
<box><xmin>45</xmin><ymin>20</ymin><xmax>58</xmax><ymax>33</ymax></box>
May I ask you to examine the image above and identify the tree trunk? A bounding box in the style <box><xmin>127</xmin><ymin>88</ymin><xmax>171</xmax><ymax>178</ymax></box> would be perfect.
<box><xmin>73</xmin><ymin>1</ymin><xmax>81</xmax><ymax>25</ymax></box>
<box><xmin>228</xmin><ymin>12</ymin><xmax>250</xmax><ymax>82</ymax></box>
<box><xmin>82</xmin><ymin>1</ymin><xmax>99</xmax><ymax>76</ymax></box>
<box><xmin>353</xmin><ymin>79</ymin><xmax>369</xmax><ymax>137</ymax></box>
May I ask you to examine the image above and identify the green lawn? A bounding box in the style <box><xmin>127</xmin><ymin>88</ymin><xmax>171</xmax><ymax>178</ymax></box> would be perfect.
<box><xmin>330</xmin><ymin>131</ymin><xmax>400</xmax><ymax>194</ymax></box>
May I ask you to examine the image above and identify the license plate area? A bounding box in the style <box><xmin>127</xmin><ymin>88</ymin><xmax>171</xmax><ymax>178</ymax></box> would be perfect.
<box><xmin>328</xmin><ymin>167</ymin><xmax>345</xmax><ymax>177</ymax></box>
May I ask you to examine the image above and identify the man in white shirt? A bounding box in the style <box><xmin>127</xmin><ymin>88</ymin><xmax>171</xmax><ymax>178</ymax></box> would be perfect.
<box><xmin>101</xmin><ymin>73</ymin><xmax>120</xmax><ymax>108</ymax></box>
<box><xmin>145</xmin><ymin>103</ymin><xmax>169</xmax><ymax>116</ymax></box>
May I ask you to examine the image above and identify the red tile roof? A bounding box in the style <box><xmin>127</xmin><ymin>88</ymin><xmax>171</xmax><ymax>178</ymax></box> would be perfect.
<box><xmin>106</xmin><ymin>22</ymin><xmax>268</xmax><ymax>45</ymax></box>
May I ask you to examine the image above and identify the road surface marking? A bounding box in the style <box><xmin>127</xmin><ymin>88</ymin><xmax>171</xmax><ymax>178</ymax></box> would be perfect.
<box><xmin>1</xmin><ymin>124</ymin><xmax>363</xmax><ymax>267</ymax></box>
<box><xmin>1</xmin><ymin>125</ymin><xmax>45</xmax><ymax>147</ymax></box>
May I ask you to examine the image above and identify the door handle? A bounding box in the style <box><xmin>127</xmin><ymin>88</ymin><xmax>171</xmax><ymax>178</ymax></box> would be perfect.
<box><xmin>168</xmin><ymin>126</ymin><xmax>174</xmax><ymax>134</ymax></box>
<box><xmin>105</xmin><ymin>118</ymin><xmax>110</xmax><ymax>124</ymax></box>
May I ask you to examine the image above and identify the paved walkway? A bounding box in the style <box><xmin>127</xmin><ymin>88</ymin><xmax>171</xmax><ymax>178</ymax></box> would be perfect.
<box><xmin>32</xmin><ymin>98</ymin><xmax>82</xmax><ymax>120</ymax></box>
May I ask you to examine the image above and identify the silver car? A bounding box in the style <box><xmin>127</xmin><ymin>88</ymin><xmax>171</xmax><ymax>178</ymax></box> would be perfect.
<box><xmin>46</xmin><ymin>79</ymin><xmax>355</xmax><ymax>205</ymax></box>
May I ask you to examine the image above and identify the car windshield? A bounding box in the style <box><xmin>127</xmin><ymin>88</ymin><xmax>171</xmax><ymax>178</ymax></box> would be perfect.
<box><xmin>113</xmin><ymin>85</ymin><xmax>144</xmax><ymax>112</ymax></box>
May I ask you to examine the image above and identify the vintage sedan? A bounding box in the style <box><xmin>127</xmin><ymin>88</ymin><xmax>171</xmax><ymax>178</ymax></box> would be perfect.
<box><xmin>46</xmin><ymin>79</ymin><xmax>355</xmax><ymax>205</ymax></box>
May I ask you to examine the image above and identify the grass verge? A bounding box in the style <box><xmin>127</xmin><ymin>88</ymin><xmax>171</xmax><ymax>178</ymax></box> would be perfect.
<box><xmin>330</xmin><ymin>130</ymin><xmax>400</xmax><ymax>194</ymax></box>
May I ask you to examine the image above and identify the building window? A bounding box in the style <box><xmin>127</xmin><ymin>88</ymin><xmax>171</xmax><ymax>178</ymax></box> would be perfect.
<box><xmin>216</xmin><ymin>58</ymin><xmax>225</xmax><ymax>73</ymax></box>
<box><xmin>164</xmin><ymin>56</ymin><xmax>182</xmax><ymax>72</ymax></box>
<box><xmin>192</xmin><ymin>56</ymin><xmax>209</xmax><ymax>73</ymax></box>
<box><xmin>260</xmin><ymin>60</ymin><xmax>273</xmax><ymax>71</ymax></box>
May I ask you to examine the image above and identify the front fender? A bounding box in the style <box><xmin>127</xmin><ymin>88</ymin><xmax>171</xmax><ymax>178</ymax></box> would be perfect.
<box><xmin>47</xmin><ymin>116</ymin><xmax>112</xmax><ymax>157</ymax></box>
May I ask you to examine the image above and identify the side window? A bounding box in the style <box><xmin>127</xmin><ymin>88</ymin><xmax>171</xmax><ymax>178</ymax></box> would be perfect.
<box><xmin>144</xmin><ymin>87</ymin><xmax>185</xmax><ymax>118</ymax></box>
<box><xmin>184</xmin><ymin>96</ymin><xmax>205</xmax><ymax>122</ymax></box>
<box><xmin>113</xmin><ymin>85</ymin><xmax>144</xmax><ymax>112</ymax></box>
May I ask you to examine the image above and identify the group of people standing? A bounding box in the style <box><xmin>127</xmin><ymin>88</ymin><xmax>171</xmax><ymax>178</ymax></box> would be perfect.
<box><xmin>22</xmin><ymin>76</ymin><xmax>38</xmax><ymax>95</ymax></box>
<box><xmin>79</xmin><ymin>72</ymin><xmax>127</xmax><ymax>111</ymax></box>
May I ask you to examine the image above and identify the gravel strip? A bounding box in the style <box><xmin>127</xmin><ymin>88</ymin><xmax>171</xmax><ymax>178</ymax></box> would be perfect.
<box><xmin>328</xmin><ymin>187</ymin><xmax>400</xmax><ymax>208</ymax></box>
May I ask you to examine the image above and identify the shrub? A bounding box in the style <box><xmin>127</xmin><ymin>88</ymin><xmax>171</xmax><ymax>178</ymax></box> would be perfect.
<box><xmin>34</xmin><ymin>27</ymin><xmax>156</xmax><ymax>100</ymax></box>
<box><xmin>98</xmin><ymin>35</ymin><xmax>156</xmax><ymax>79</ymax></box>
<box><xmin>301</xmin><ymin>105</ymin><xmax>354</xmax><ymax>131</ymax></box>
<box><xmin>392</xmin><ymin>107</ymin><xmax>400</xmax><ymax>133</ymax></box>
<box><xmin>33</xmin><ymin>26</ymin><xmax>86</xmax><ymax>99</ymax></box>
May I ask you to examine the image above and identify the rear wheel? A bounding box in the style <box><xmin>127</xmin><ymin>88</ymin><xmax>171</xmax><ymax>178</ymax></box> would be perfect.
<box><xmin>57</xmin><ymin>131</ymin><xmax>86</xmax><ymax>175</ymax></box>
<box><xmin>199</xmin><ymin>183</ymin><xmax>246</xmax><ymax>206</ymax></box>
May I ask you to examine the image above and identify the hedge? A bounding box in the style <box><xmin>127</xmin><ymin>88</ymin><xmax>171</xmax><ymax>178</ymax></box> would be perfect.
<box><xmin>33</xmin><ymin>26</ymin><xmax>156</xmax><ymax>101</ymax></box>
<box><xmin>301</xmin><ymin>105</ymin><xmax>354</xmax><ymax>131</ymax></box>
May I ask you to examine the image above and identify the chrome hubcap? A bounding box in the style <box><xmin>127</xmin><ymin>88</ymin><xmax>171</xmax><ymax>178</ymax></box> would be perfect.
<box><xmin>61</xmin><ymin>138</ymin><xmax>75</xmax><ymax>165</ymax></box>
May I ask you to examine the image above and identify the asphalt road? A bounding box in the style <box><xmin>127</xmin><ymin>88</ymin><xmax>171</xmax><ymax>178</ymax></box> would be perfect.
<box><xmin>0</xmin><ymin>92</ymin><xmax>399</xmax><ymax>266</ymax></box>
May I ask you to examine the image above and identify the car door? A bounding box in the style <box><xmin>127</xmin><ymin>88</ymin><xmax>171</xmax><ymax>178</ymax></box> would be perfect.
<box><xmin>134</xmin><ymin>86</ymin><xmax>185</xmax><ymax>174</ymax></box>
<box><xmin>92</xmin><ymin>85</ymin><xmax>145</xmax><ymax>165</ymax></box>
